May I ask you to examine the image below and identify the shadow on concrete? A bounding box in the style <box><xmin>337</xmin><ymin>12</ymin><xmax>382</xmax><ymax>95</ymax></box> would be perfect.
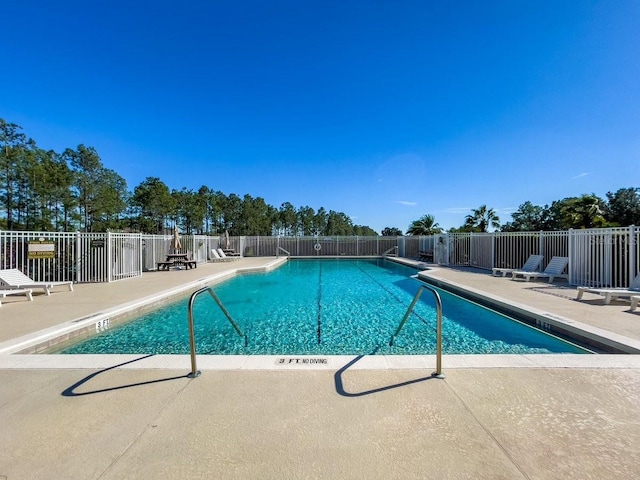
<box><xmin>334</xmin><ymin>353</ymin><xmax>437</xmax><ymax>398</ymax></box>
<box><xmin>61</xmin><ymin>355</ymin><xmax>189</xmax><ymax>397</ymax></box>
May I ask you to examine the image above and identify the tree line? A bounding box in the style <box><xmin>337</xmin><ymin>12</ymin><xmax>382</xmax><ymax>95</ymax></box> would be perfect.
<box><xmin>405</xmin><ymin>192</ymin><xmax>640</xmax><ymax>236</ymax></box>
<box><xmin>3</xmin><ymin>118</ymin><xmax>638</xmax><ymax>236</ymax></box>
<box><xmin>0</xmin><ymin>119</ymin><xmax>376</xmax><ymax>236</ymax></box>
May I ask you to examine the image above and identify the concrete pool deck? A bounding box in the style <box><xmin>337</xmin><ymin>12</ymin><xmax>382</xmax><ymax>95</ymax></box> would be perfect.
<box><xmin>1</xmin><ymin>257</ymin><xmax>640</xmax><ymax>479</ymax></box>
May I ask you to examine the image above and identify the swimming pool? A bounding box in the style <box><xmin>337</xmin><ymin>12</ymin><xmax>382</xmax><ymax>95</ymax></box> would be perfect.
<box><xmin>58</xmin><ymin>259</ymin><xmax>590</xmax><ymax>355</ymax></box>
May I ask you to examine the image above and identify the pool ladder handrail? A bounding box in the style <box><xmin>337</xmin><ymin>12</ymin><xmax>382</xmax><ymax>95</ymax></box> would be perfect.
<box><xmin>187</xmin><ymin>286</ymin><xmax>246</xmax><ymax>378</ymax></box>
<box><xmin>276</xmin><ymin>246</ymin><xmax>291</xmax><ymax>257</ymax></box>
<box><xmin>389</xmin><ymin>277</ymin><xmax>445</xmax><ymax>378</ymax></box>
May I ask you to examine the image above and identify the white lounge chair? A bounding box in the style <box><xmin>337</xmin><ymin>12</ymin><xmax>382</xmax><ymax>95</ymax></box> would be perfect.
<box><xmin>0</xmin><ymin>268</ymin><xmax>73</xmax><ymax>295</ymax></box>
<box><xmin>210</xmin><ymin>249</ymin><xmax>233</xmax><ymax>262</ymax></box>
<box><xmin>630</xmin><ymin>295</ymin><xmax>640</xmax><ymax>312</ymax></box>
<box><xmin>511</xmin><ymin>256</ymin><xmax>569</xmax><ymax>283</ymax></box>
<box><xmin>217</xmin><ymin>248</ymin><xmax>240</xmax><ymax>261</ymax></box>
<box><xmin>210</xmin><ymin>249</ymin><xmax>225</xmax><ymax>262</ymax></box>
<box><xmin>0</xmin><ymin>288</ymin><xmax>33</xmax><ymax>307</ymax></box>
<box><xmin>492</xmin><ymin>254</ymin><xmax>543</xmax><ymax>277</ymax></box>
<box><xmin>576</xmin><ymin>273</ymin><xmax>640</xmax><ymax>305</ymax></box>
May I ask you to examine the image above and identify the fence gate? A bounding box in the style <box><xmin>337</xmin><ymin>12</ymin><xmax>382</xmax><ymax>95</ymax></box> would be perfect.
<box><xmin>75</xmin><ymin>233</ymin><xmax>108</xmax><ymax>282</ymax></box>
<box><xmin>434</xmin><ymin>235</ymin><xmax>448</xmax><ymax>265</ymax></box>
<box><xmin>110</xmin><ymin>232</ymin><xmax>142</xmax><ymax>281</ymax></box>
<box><xmin>74</xmin><ymin>233</ymin><xmax>142</xmax><ymax>282</ymax></box>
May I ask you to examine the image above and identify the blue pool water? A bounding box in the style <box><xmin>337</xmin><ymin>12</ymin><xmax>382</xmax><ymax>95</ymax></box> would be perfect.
<box><xmin>60</xmin><ymin>259</ymin><xmax>589</xmax><ymax>355</ymax></box>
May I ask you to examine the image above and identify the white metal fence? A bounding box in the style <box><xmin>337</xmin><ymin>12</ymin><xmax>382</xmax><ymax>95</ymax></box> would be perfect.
<box><xmin>441</xmin><ymin>228</ymin><xmax>637</xmax><ymax>288</ymax></box>
<box><xmin>240</xmin><ymin>236</ymin><xmax>400</xmax><ymax>257</ymax></box>
<box><xmin>569</xmin><ymin>227</ymin><xmax>638</xmax><ymax>288</ymax></box>
<box><xmin>0</xmin><ymin>231</ymin><xmax>144</xmax><ymax>283</ymax></box>
<box><xmin>1</xmin><ymin>227</ymin><xmax>638</xmax><ymax>287</ymax></box>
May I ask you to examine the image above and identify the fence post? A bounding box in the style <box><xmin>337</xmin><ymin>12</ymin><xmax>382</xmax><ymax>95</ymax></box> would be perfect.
<box><xmin>568</xmin><ymin>228</ymin><xmax>574</xmax><ymax>285</ymax></box>
<box><xmin>75</xmin><ymin>231</ymin><xmax>81</xmax><ymax>283</ymax></box>
<box><xmin>107</xmin><ymin>231</ymin><xmax>113</xmax><ymax>283</ymax></box>
<box><xmin>139</xmin><ymin>233</ymin><xmax>144</xmax><ymax>275</ymax></box>
<box><xmin>491</xmin><ymin>232</ymin><xmax>495</xmax><ymax>269</ymax></box>
<box><xmin>629</xmin><ymin>226</ymin><xmax>636</xmax><ymax>285</ymax></box>
<box><xmin>539</xmin><ymin>231</ymin><xmax>544</xmax><ymax>258</ymax></box>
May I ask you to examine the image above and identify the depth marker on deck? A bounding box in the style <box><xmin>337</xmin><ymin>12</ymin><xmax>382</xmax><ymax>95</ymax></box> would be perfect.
<box><xmin>276</xmin><ymin>358</ymin><xmax>329</xmax><ymax>365</ymax></box>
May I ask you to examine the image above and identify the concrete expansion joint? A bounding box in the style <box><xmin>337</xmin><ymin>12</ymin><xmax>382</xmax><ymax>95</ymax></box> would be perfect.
<box><xmin>446</xmin><ymin>381</ymin><xmax>532</xmax><ymax>480</ymax></box>
<box><xmin>95</xmin><ymin>372</ymin><xmax>193</xmax><ymax>480</ymax></box>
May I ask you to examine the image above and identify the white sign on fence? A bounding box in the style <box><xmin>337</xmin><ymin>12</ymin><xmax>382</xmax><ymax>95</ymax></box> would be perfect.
<box><xmin>28</xmin><ymin>239</ymin><xmax>55</xmax><ymax>259</ymax></box>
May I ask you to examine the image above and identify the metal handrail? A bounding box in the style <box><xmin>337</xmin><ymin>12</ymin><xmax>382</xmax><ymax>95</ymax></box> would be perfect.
<box><xmin>277</xmin><ymin>246</ymin><xmax>291</xmax><ymax>257</ymax></box>
<box><xmin>187</xmin><ymin>286</ymin><xmax>246</xmax><ymax>378</ymax></box>
<box><xmin>389</xmin><ymin>278</ymin><xmax>445</xmax><ymax>378</ymax></box>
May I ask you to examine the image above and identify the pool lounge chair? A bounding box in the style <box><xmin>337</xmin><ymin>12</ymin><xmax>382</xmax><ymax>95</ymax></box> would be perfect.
<box><xmin>576</xmin><ymin>273</ymin><xmax>640</xmax><ymax>305</ymax></box>
<box><xmin>0</xmin><ymin>288</ymin><xmax>33</xmax><ymax>307</ymax></box>
<box><xmin>511</xmin><ymin>256</ymin><xmax>569</xmax><ymax>283</ymax></box>
<box><xmin>0</xmin><ymin>268</ymin><xmax>74</xmax><ymax>296</ymax></box>
<box><xmin>217</xmin><ymin>248</ymin><xmax>240</xmax><ymax>261</ymax></box>
<box><xmin>492</xmin><ymin>254</ymin><xmax>543</xmax><ymax>277</ymax></box>
<box><xmin>210</xmin><ymin>249</ymin><xmax>234</xmax><ymax>262</ymax></box>
<box><xmin>210</xmin><ymin>249</ymin><xmax>225</xmax><ymax>262</ymax></box>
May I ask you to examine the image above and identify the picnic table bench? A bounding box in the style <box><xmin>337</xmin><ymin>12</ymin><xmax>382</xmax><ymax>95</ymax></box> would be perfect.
<box><xmin>158</xmin><ymin>254</ymin><xmax>197</xmax><ymax>270</ymax></box>
<box><xmin>418</xmin><ymin>251</ymin><xmax>434</xmax><ymax>262</ymax></box>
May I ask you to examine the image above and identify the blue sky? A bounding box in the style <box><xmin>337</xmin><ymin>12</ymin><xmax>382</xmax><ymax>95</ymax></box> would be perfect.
<box><xmin>2</xmin><ymin>1</ymin><xmax>639</xmax><ymax>233</ymax></box>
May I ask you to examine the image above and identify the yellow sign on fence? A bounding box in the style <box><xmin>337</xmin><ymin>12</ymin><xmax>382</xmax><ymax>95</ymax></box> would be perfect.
<box><xmin>28</xmin><ymin>240</ymin><xmax>56</xmax><ymax>259</ymax></box>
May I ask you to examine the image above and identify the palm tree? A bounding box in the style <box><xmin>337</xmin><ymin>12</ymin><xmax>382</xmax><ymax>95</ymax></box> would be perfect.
<box><xmin>561</xmin><ymin>194</ymin><xmax>607</xmax><ymax>228</ymax></box>
<box><xmin>407</xmin><ymin>214</ymin><xmax>443</xmax><ymax>235</ymax></box>
<box><xmin>464</xmin><ymin>205</ymin><xmax>500</xmax><ymax>232</ymax></box>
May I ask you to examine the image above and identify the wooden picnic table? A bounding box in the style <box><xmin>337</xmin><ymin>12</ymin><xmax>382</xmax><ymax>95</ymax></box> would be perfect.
<box><xmin>158</xmin><ymin>253</ymin><xmax>197</xmax><ymax>270</ymax></box>
<box><xmin>418</xmin><ymin>251</ymin><xmax>434</xmax><ymax>262</ymax></box>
